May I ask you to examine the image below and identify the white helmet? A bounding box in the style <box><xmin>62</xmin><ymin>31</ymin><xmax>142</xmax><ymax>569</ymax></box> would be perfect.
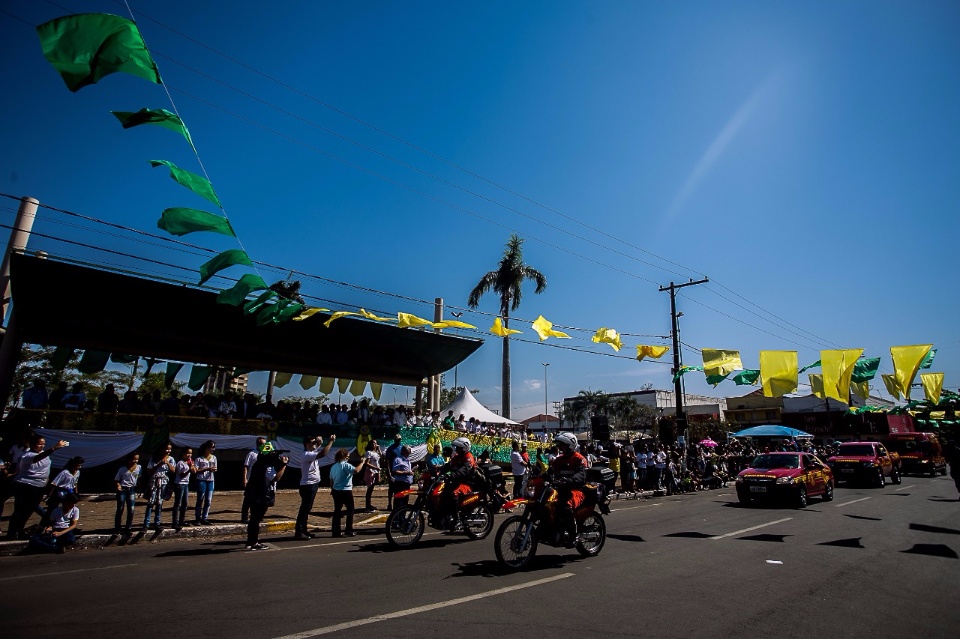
<box><xmin>555</xmin><ymin>432</ymin><xmax>578</xmax><ymax>452</ymax></box>
<box><xmin>452</xmin><ymin>437</ymin><xmax>472</xmax><ymax>453</ymax></box>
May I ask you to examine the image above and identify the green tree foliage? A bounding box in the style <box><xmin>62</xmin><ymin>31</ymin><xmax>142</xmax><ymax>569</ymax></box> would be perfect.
<box><xmin>467</xmin><ymin>234</ymin><xmax>546</xmax><ymax>419</ymax></box>
<box><xmin>11</xmin><ymin>344</ymin><xmax>127</xmax><ymax>407</ymax></box>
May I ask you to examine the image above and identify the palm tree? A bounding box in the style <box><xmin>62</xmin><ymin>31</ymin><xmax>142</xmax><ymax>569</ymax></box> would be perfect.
<box><xmin>467</xmin><ymin>234</ymin><xmax>546</xmax><ymax>419</ymax></box>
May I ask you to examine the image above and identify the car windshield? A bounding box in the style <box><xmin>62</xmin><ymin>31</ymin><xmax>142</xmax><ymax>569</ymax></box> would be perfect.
<box><xmin>838</xmin><ymin>444</ymin><xmax>875</xmax><ymax>456</ymax></box>
<box><xmin>750</xmin><ymin>454</ymin><xmax>799</xmax><ymax>469</ymax></box>
<box><xmin>887</xmin><ymin>440</ymin><xmax>916</xmax><ymax>453</ymax></box>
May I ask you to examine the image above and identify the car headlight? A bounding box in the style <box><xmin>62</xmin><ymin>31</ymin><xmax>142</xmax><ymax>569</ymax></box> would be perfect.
<box><xmin>776</xmin><ymin>476</ymin><xmax>795</xmax><ymax>484</ymax></box>
<box><xmin>862</xmin><ymin>461</ymin><xmax>877</xmax><ymax>467</ymax></box>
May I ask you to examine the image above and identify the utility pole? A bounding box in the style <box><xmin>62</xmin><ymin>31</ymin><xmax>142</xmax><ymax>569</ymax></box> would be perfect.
<box><xmin>659</xmin><ymin>278</ymin><xmax>708</xmax><ymax>442</ymax></box>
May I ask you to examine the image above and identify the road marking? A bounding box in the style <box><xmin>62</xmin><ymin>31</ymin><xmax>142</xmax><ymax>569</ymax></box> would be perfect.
<box><xmin>613</xmin><ymin>503</ymin><xmax>662</xmax><ymax>512</ymax></box>
<box><xmin>709</xmin><ymin>517</ymin><xmax>792</xmax><ymax>540</ymax></box>
<box><xmin>270</xmin><ymin>532</ymin><xmax>442</xmax><ymax>552</ymax></box>
<box><xmin>271</xmin><ymin>572</ymin><xmax>574</xmax><ymax>638</ymax></box>
<box><xmin>895</xmin><ymin>485</ymin><xmax>915</xmax><ymax>492</ymax></box>
<box><xmin>834</xmin><ymin>497</ymin><xmax>872</xmax><ymax>508</ymax></box>
<box><xmin>0</xmin><ymin>563</ymin><xmax>138</xmax><ymax>582</ymax></box>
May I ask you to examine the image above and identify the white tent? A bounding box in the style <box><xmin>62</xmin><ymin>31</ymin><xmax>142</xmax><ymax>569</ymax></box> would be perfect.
<box><xmin>441</xmin><ymin>387</ymin><xmax>521</xmax><ymax>425</ymax></box>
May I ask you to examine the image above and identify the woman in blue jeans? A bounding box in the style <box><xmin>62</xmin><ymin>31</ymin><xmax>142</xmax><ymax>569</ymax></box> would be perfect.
<box><xmin>171</xmin><ymin>447</ymin><xmax>195</xmax><ymax>531</ymax></box>
<box><xmin>193</xmin><ymin>441</ymin><xmax>217</xmax><ymax>525</ymax></box>
<box><xmin>114</xmin><ymin>452</ymin><xmax>141</xmax><ymax>535</ymax></box>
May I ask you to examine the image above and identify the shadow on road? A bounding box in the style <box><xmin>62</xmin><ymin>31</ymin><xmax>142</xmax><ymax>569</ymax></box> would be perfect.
<box><xmin>818</xmin><ymin>537</ymin><xmax>865</xmax><ymax>548</ymax></box>
<box><xmin>449</xmin><ymin>554</ymin><xmax>574</xmax><ymax>578</ymax></box>
<box><xmin>928</xmin><ymin>498</ymin><xmax>960</xmax><ymax>502</ymax></box>
<box><xmin>350</xmin><ymin>537</ymin><xmax>472</xmax><ymax>554</ymax></box>
<box><xmin>663</xmin><ymin>531</ymin><xmax>714</xmax><ymax>539</ymax></box>
<box><xmin>901</xmin><ymin>544</ymin><xmax>958</xmax><ymax>559</ymax></box>
<box><xmin>606</xmin><ymin>533</ymin><xmax>645</xmax><ymax>543</ymax></box>
<box><xmin>844</xmin><ymin>514</ymin><xmax>882</xmax><ymax>521</ymax></box>
<box><xmin>909</xmin><ymin>523</ymin><xmax>960</xmax><ymax>535</ymax></box>
<box><xmin>737</xmin><ymin>533</ymin><xmax>792</xmax><ymax>543</ymax></box>
<box><xmin>154</xmin><ymin>547</ymin><xmax>236</xmax><ymax>557</ymax></box>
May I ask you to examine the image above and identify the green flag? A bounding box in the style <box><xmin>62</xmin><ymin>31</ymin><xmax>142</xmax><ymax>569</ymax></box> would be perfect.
<box><xmin>672</xmin><ymin>365</ymin><xmax>703</xmax><ymax>384</ymax></box>
<box><xmin>705</xmin><ymin>372</ymin><xmax>730</xmax><ymax>386</ymax></box>
<box><xmin>112</xmin><ymin>108</ymin><xmax>192</xmax><ymax>146</ymax></box>
<box><xmin>798</xmin><ymin>360</ymin><xmax>821</xmax><ymax>374</ymax></box>
<box><xmin>851</xmin><ymin>357</ymin><xmax>881</xmax><ymax>383</ymax></box>
<box><xmin>217</xmin><ymin>274</ymin><xmax>269</xmax><ymax>306</ymax></box>
<box><xmin>920</xmin><ymin>348</ymin><xmax>937</xmax><ymax>369</ymax></box>
<box><xmin>243</xmin><ymin>290</ymin><xmax>277</xmax><ymax>315</ymax></box>
<box><xmin>37</xmin><ymin>13</ymin><xmax>161</xmax><ymax>92</ymax></box>
<box><xmin>187</xmin><ymin>365</ymin><xmax>211</xmax><ymax>391</ymax></box>
<box><xmin>732</xmin><ymin>369</ymin><xmax>761</xmax><ymax>385</ymax></box>
<box><xmin>198</xmin><ymin>249</ymin><xmax>253</xmax><ymax>285</ymax></box>
<box><xmin>165</xmin><ymin>362</ymin><xmax>184</xmax><ymax>389</ymax></box>
<box><xmin>150</xmin><ymin>161</ymin><xmax>221</xmax><ymax>207</ymax></box>
<box><xmin>49</xmin><ymin>346</ymin><xmax>74</xmax><ymax>371</ymax></box>
<box><xmin>255</xmin><ymin>298</ymin><xmax>305</xmax><ymax>326</ymax></box>
<box><xmin>158</xmin><ymin>207</ymin><xmax>234</xmax><ymax>238</ymax></box>
<box><xmin>77</xmin><ymin>350</ymin><xmax>110</xmax><ymax>374</ymax></box>
<box><xmin>109</xmin><ymin>353</ymin><xmax>138</xmax><ymax>364</ymax></box>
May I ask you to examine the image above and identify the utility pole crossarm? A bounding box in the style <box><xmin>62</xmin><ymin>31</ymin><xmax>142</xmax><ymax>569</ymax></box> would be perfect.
<box><xmin>658</xmin><ymin>278</ymin><xmax>709</xmax><ymax>439</ymax></box>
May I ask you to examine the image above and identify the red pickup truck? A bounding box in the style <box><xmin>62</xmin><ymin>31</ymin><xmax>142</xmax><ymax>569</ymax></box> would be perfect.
<box><xmin>827</xmin><ymin>441</ymin><xmax>901</xmax><ymax>487</ymax></box>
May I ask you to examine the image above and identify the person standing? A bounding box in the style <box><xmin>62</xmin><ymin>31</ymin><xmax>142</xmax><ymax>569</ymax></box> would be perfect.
<box><xmin>6</xmin><ymin>434</ymin><xmax>68</xmax><ymax>539</ymax></box>
<box><xmin>510</xmin><ymin>440</ymin><xmax>528</xmax><ymax>498</ymax></box>
<box><xmin>362</xmin><ymin>439</ymin><xmax>381</xmax><ymax>512</ymax></box>
<box><xmin>142</xmin><ymin>443</ymin><xmax>175</xmax><ymax>531</ymax></box>
<box><xmin>114</xmin><ymin>452</ymin><xmax>141</xmax><ymax>535</ymax></box>
<box><xmin>383</xmin><ymin>433</ymin><xmax>403</xmax><ymax>510</ymax></box>
<box><xmin>390</xmin><ymin>445</ymin><xmax>415</xmax><ymax>510</ymax></box>
<box><xmin>241</xmin><ymin>437</ymin><xmax>266</xmax><ymax>523</ymax></box>
<box><xmin>295</xmin><ymin>434</ymin><xmax>335</xmax><ymax>539</ymax></box>
<box><xmin>243</xmin><ymin>441</ymin><xmax>288</xmax><ymax>550</ymax></box>
<box><xmin>330</xmin><ymin>448</ymin><xmax>367</xmax><ymax>537</ymax></box>
<box><xmin>193</xmin><ymin>441</ymin><xmax>217</xmax><ymax>525</ymax></box>
<box><xmin>171</xmin><ymin>447</ymin><xmax>195</xmax><ymax>531</ymax></box>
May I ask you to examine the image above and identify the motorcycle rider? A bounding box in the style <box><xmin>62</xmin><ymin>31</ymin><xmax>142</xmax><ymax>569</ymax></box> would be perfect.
<box><xmin>439</xmin><ymin>437</ymin><xmax>478</xmax><ymax>527</ymax></box>
<box><xmin>548</xmin><ymin>432</ymin><xmax>588</xmax><ymax>547</ymax></box>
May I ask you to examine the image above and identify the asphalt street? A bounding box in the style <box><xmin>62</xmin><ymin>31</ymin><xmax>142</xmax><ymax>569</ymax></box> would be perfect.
<box><xmin>1</xmin><ymin>474</ymin><xmax>958</xmax><ymax>639</ymax></box>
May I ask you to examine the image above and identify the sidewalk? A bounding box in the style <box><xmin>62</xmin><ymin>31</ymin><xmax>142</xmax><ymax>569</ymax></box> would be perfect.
<box><xmin>0</xmin><ymin>486</ymin><xmax>394</xmax><ymax>556</ymax></box>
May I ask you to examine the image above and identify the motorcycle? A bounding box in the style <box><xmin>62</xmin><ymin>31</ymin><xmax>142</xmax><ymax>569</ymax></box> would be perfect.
<box><xmin>385</xmin><ymin>463</ymin><xmax>505</xmax><ymax>548</ymax></box>
<box><xmin>493</xmin><ymin>468</ymin><xmax>613</xmax><ymax>570</ymax></box>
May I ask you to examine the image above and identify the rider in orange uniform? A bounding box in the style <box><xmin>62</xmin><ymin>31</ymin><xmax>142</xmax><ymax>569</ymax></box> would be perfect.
<box><xmin>548</xmin><ymin>432</ymin><xmax>588</xmax><ymax>546</ymax></box>
<box><xmin>439</xmin><ymin>437</ymin><xmax>478</xmax><ymax>525</ymax></box>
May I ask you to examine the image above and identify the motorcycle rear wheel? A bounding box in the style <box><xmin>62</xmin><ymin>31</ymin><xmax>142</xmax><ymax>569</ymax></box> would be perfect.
<box><xmin>495</xmin><ymin>515</ymin><xmax>537</xmax><ymax>570</ymax></box>
<box><xmin>385</xmin><ymin>506</ymin><xmax>424</xmax><ymax>548</ymax></box>
<box><xmin>463</xmin><ymin>504</ymin><xmax>495</xmax><ymax>540</ymax></box>
<box><xmin>575</xmin><ymin>513</ymin><xmax>606</xmax><ymax>557</ymax></box>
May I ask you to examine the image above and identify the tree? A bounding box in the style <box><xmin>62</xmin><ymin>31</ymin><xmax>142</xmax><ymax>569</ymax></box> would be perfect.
<box><xmin>467</xmin><ymin>234</ymin><xmax>546</xmax><ymax>419</ymax></box>
<box><xmin>10</xmin><ymin>344</ymin><xmax>128</xmax><ymax>408</ymax></box>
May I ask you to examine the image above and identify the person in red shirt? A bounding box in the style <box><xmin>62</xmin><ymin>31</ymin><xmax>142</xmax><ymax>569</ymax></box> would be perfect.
<box><xmin>439</xmin><ymin>437</ymin><xmax>478</xmax><ymax>526</ymax></box>
<box><xmin>549</xmin><ymin>432</ymin><xmax>588</xmax><ymax>546</ymax></box>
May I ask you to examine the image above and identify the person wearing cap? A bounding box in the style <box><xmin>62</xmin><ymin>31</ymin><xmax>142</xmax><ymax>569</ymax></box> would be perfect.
<box><xmin>383</xmin><ymin>433</ymin><xmax>403</xmax><ymax>510</ymax></box>
<box><xmin>243</xmin><ymin>441</ymin><xmax>288</xmax><ymax>550</ymax></box>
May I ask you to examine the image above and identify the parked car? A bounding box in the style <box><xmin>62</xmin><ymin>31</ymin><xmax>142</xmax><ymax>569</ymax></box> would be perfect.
<box><xmin>735</xmin><ymin>452</ymin><xmax>834</xmax><ymax>508</ymax></box>
<box><xmin>827</xmin><ymin>441</ymin><xmax>901</xmax><ymax>487</ymax></box>
<box><xmin>886</xmin><ymin>432</ymin><xmax>947</xmax><ymax>477</ymax></box>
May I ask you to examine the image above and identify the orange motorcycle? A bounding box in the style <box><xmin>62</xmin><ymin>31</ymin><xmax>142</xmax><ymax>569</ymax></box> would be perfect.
<box><xmin>494</xmin><ymin>468</ymin><xmax>613</xmax><ymax>570</ymax></box>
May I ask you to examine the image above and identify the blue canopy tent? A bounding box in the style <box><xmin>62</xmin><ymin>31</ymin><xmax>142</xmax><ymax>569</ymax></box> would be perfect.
<box><xmin>731</xmin><ymin>425</ymin><xmax>813</xmax><ymax>438</ymax></box>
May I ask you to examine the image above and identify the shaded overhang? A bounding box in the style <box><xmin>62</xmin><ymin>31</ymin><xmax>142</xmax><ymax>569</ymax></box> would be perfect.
<box><xmin>10</xmin><ymin>254</ymin><xmax>482</xmax><ymax>386</ymax></box>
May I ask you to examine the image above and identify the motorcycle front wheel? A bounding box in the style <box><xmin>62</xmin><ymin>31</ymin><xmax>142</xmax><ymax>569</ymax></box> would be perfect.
<box><xmin>463</xmin><ymin>504</ymin><xmax>495</xmax><ymax>540</ymax></box>
<box><xmin>575</xmin><ymin>513</ymin><xmax>606</xmax><ymax>557</ymax></box>
<box><xmin>495</xmin><ymin>515</ymin><xmax>538</xmax><ymax>569</ymax></box>
<box><xmin>385</xmin><ymin>506</ymin><xmax>425</xmax><ymax>548</ymax></box>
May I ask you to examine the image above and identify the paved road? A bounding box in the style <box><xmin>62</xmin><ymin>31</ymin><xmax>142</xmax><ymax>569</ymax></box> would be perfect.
<box><xmin>2</xmin><ymin>475</ymin><xmax>958</xmax><ymax>638</ymax></box>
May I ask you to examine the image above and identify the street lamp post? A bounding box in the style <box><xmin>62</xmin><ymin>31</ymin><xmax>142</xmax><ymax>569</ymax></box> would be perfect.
<box><xmin>542</xmin><ymin>362</ymin><xmax>550</xmax><ymax>432</ymax></box>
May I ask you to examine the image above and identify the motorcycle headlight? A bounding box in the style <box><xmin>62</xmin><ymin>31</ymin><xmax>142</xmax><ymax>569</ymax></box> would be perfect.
<box><xmin>776</xmin><ymin>476</ymin><xmax>795</xmax><ymax>484</ymax></box>
<box><xmin>525</xmin><ymin>485</ymin><xmax>536</xmax><ymax>497</ymax></box>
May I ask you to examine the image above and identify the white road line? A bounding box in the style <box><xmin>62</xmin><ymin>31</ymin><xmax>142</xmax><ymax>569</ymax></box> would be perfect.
<box><xmin>0</xmin><ymin>563</ymin><xmax>138</xmax><ymax>582</ymax></box>
<box><xmin>895</xmin><ymin>485</ymin><xmax>915</xmax><ymax>492</ymax></box>
<box><xmin>834</xmin><ymin>497</ymin><xmax>872</xmax><ymax>508</ymax></box>
<box><xmin>272</xmin><ymin>572</ymin><xmax>575</xmax><ymax>638</ymax></box>
<box><xmin>709</xmin><ymin>517</ymin><xmax>793</xmax><ymax>540</ymax></box>
<box><xmin>269</xmin><ymin>532</ymin><xmax>442</xmax><ymax>552</ymax></box>
<box><xmin>613</xmin><ymin>503</ymin><xmax>662</xmax><ymax>512</ymax></box>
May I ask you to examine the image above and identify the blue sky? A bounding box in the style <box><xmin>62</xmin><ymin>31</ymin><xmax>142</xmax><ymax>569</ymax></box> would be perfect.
<box><xmin>1</xmin><ymin>1</ymin><xmax>958</xmax><ymax>418</ymax></box>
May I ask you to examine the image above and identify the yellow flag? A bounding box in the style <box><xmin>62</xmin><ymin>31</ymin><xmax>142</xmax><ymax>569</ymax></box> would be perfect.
<box><xmin>292</xmin><ymin>307</ymin><xmax>329</xmax><ymax>321</ymax></box>
<box><xmin>397</xmin><ymin>312</ymin><xmax>433</xmax><ymax>328</ymax></box>
<box><xmin>591</xmin><ymin>327</ymin><xmax>623</xmax><ymax>352</ymax></box>
<box><xmin>359</xmin><ymin>308</ymin><xmax>395</xmax><ymax>322</ymax></box>
<box><xmin>851</xmin><ymin>380</ymin><xmax>870</xmax><ymax>401</ymax></box>
<box><xmin>299</xmin><ymin>375</ymin><xmax>319</xmax><ymax>390</ymax></box>
<box><xmin>531</xmin><ymin>315</ymin><xmax>571</xmax><ymax>341</ymax></box>
<box><xmin>637</xmin><ymin>344</ymin><xmax>670</xmax><ymax>362</ymax></box>
<box><xmin>319</xmin><ymin>377</ymin><xmax>335</xmax><ymax>395</ymax></box>
<box><xmin>890</xmin><ymin>344</ymin><xmax>932</xmax><ymax>400</ymax></box>
<box><xmin>920</xmin><ymin>372</ymin><xmax>943</xmax><ymax>404</ymax></box>
<box><xmin>930</xmin><ymin>410</ymin><xmax>946</xmax><ymax>420</ymax></box>
<box><xmin>273</xmin><ymin>372</ymin><xmax>293</xmax><ymax>388</ymax></box>
<box><xmin>432</xmin><ymin>320</ymin><xmax>477</xmax><ymax>329</ymax></box>
<box><xmin>701</xmin><ymin>349</ymin><xmax>743</xmax><ymax>377</ymax></box>
<box><xmin>337</xmin><ymin>378</ymin><xmax>350</xmax><ymax>393</ymax></box>
<box><xmin>323</xmin><ymin>311</ymin><xmax>360</xmax><ymax>328</ymax></box>
<box><xmin>881</xmin><ymin>374</ymin><xmax>901</xmax><ymax>400</ymax></box>
<box><xmin>821</xmin><ymin>349</ymin><xmax>863</xmax><ymax>402</ymax></box>
<box><xmin>760</xmin><ymin>350</ymin><xmax>798</xmax><ymax>397</ymax></box>
<box><xmin>349</xmin><ymin>380</ymin><xmax>367</xmax><ymax>396</ymax></box>
<box><xmin>369</xmin><ymin>382</ymin><xmax>383</xmax><ymax>401</ymax></box>
<box><xmin>809</xmin><ymin>374</ymin><xmax>825</xmax><ymax>399</ymax></box>
<box><xmin>490</xmin><ymin>317</ymin><xmax>521</xmax><ymax>337</ymax></box>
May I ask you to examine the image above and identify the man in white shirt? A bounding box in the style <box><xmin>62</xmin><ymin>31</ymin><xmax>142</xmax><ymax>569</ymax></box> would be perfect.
<box><xmin>241</xmin><ymin>437</ymin><xmax>266</xmax><ymax>523</ymax></box>
<box><xmin>295</xmin><ymin>434</ymin><xmax>335</xmax><ymax>539</ymax></box>
<box><xmin>636</xmin><ymin>445</ymin><xmax>649</xmax><ymax>490</ymax></box>
<box><xmin>654</xmin><ymin>446</ymin><xmax>667</xmax><ymax>490</ymax></box>
<box><xmin>510</xmin><ymin>440</ymin><xmax>528</xmax><ymax>497</ymax></box>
